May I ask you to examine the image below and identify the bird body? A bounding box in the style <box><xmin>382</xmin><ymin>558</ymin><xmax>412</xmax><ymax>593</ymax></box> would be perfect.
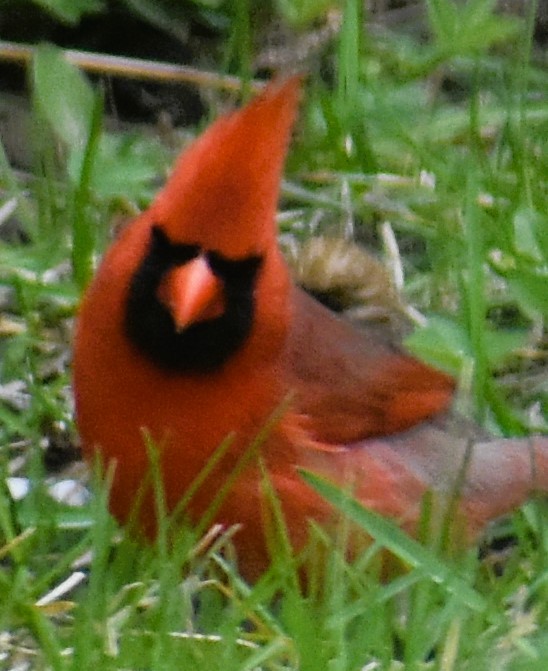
<box><xmin>73</xmin><ymin>77</ymin><xmax>547</xmax><ymax>579</ymax></box>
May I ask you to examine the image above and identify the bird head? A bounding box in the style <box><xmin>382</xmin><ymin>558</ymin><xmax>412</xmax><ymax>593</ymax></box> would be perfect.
<box><xmin>154</xmin><ymin>76</ymin><xmax>301</xmax><ymax>259</ymax></box>
<box><xmin>123</xmin><ymin>77</ymin><xmax>302</xmax><ymax>373</ymax></box>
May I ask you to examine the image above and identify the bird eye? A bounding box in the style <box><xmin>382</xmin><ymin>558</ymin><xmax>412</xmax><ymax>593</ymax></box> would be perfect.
<box><xmin>150</xmin><ymin>225</ymin><xmax>200</xmax><ymax>264</ymax></box>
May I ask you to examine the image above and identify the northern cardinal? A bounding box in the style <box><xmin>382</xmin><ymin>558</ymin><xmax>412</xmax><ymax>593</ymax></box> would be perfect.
<box><xmin>73</xmin><ymin>76</ymin><xmax>548</xmax><ymax>579</ymax></box>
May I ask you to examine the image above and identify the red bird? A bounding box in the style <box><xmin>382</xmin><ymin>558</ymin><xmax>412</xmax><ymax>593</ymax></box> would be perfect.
<box><xmin>73</xmin><ymin>77</ymin><xmax>548</xmax><ymax>579</ymax></box>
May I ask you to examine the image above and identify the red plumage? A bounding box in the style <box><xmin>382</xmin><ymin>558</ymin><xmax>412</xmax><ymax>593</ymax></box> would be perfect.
<box><xmin>73</xmin><ymin>77</ymin><xmax>548</xmax><ymax>579</ymax></box>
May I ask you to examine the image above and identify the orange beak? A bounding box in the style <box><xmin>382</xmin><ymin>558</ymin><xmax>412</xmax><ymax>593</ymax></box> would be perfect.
<box><xmin>157</xmin><ymin>256</ymin><xmax>224</xmax><ymax>331</ymax></box>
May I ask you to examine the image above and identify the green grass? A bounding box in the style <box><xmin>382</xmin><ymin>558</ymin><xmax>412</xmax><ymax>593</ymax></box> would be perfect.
<box><xmin>0</xmin><ymin>0</ymin><xmax>547</xmax><ymax>668</ymax></box>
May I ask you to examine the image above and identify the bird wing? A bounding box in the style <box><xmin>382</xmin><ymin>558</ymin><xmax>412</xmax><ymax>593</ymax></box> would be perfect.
<box><xmin>285</xmin><ymin>287</ymin><xmax>455</xmax><ymax>443</ymax></box>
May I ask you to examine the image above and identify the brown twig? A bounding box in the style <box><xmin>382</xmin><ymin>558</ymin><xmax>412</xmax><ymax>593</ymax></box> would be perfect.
<box><xmin>0</xmin><ymin>39</ymin><xmax>265</xmax><ymax>93</ymax></box>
